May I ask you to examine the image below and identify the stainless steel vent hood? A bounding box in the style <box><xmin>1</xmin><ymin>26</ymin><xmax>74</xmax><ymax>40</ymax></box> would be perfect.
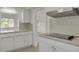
<box><xmin>47</xmin><ymin>7</ymin><xmax>79</xmax><ymax>18</ymax></box>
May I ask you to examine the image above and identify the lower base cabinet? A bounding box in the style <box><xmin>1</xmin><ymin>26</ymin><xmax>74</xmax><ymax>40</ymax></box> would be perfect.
<box><xmin>0</xmin><ymin>32</ymin><xmax>32</xmax><ymax>52</ymax></box>
<box><xmin>39</xmin><ymin>44</ymin><xmax>69</xmax><ymax>52</ymax></box>
<box><xmin>25</xmin><ymin>34</ymin><xmax>32</xmax><ymax>47</ymax></box>
<box><xmin>0</xmin><ymin>37</ymin><xmax>14</xmax><ymax>52</ymax></box>
<box><xmin>14</xmin><ymin>35</ymin><xmax>26</xmax><ymax>49</ymax></box>
<box><xmin>39</xmin><ymin>43</ymin><xmax>53</xmax><ymax>52</ymax></box>
<box><xmin>39</xmin><ymin>37</ymin><xmax>79</xmax><ymax>52</ymax></box>
<box><xmin>14</xmin><ymin>34</ymin><xmax>32</xmax><ymax>49</ymax></box>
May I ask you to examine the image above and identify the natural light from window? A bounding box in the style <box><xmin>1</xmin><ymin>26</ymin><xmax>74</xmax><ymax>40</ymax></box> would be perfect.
<box><xmin>0</xmin><ymin>18</ymin><xmax>14</xmax><ymax>28</ymax></box>
<box><xmin>0</xmin><ymin>18</ymin><xmax>15</xmax><ymax>33</ymax></box>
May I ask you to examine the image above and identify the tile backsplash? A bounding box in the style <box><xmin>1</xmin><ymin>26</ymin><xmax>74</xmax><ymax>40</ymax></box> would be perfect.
<box><xmin>19</xmin><ymin>23</ymin><xmax>32</xmax><ymax>31</ymax></box>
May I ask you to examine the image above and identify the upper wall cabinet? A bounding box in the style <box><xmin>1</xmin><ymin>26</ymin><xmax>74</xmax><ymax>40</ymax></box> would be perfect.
<box><xmin>19</xmin><ymin>9</ymin><xmax>31</xmax><ymax>23</ymax></box>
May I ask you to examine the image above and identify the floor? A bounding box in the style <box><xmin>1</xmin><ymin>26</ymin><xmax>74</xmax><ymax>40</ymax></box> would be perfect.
<box><xmin>13</xmin><ymin>46</ymin><xmax>39</xmax><ymax>52</ymax></box>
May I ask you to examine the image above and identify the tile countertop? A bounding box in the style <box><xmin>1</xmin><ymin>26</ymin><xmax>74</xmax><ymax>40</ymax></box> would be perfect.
<box><xmin>0</xmin><ymin>30</ymin><xmax>32</xmax><ymax>35</ymax></box>
<box><xmin>39</xmin><ymin>33</ymin><xmax>79</xmax><ymax>47</ymax></box>
<box><xmin>0</xmin><ymin>31</ymin><xmax>32</xmax><ymax>39</ymax></box>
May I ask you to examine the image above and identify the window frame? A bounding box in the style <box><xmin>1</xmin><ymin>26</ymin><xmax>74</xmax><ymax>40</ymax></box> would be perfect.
<box><xmin>0</xmin><ymin>13</ymin><xmax>18</xmax><ymax>32</ymax></box>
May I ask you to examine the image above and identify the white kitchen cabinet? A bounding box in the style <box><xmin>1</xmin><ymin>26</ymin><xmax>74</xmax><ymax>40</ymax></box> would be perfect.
<box><xmin>39</xmin><ymin>37</ymin><xmax>53</xmax><ymax>52</ymax></box>
<box><xmin>40</xmin><ymin>44</ymin><xmax>69</xmax><ymax>52</ymax></box>
<box><xmin>39</xmin><ymin>37</ymin><xmax>59</xmax><ymax>52</ymax></box>
<box><xmin>39</xmin><ymin>37</ymin><xmax>68</xmax><ymax>52</ymax></box>
<box><xmin>21</xmin><ymin>9</ymin><xmax>31</xmax><ymax>23</ymax></box>
<box><xmin>39</xmin><ymin>43</ymin><xmax>69</xmax><ymax>52</ymax></box>
<box><xmin>19</xmin><ymin>9</ymin><xmax>31</xmax><ymax>23</ymax></box>
<box><xmin>23</xmin><ymin>9</ymin><xmax>30</xmax><ymax>23</ymax></box>
<box><xmin>14</xmin><ymin>35</ymin><xmax>26</xmax><ymax>49</ymax></box>
<box><xmin>39</xmin><ymin>37</ymin><xmax>79</xmax><ymax>52</ymax></box>
<box><xmin>25</xmin><ymin>34</ymin><xmax>32</xmax><ymax>47</ymax></box>
<box><xmin>14</xmin><ymin>32</ymin><xmax>32</xmax><ymax>49</ymax></box>
<box><xmin>39</xmin><ymin>42</ymin><xmax>52</xmax><ymax>52</ymax></box>
<box><xmin>0</xmin><ymin>32</ymin><xmax>32</xmax><ymax>51</ymax></box>
<box><xmin>0</xmin><ymin>37</ymin><xmax>14</xmax><ymax>52</ymax></box>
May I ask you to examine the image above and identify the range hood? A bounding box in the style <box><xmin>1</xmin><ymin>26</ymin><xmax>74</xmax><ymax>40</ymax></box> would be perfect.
<box><xmin>47</xmin><ymin>7</ymin><xmax>79</xmax><ymax>18</ymax></box>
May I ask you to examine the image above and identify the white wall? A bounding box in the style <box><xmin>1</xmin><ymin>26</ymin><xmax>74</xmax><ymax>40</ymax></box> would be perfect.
<box><xmin>35</xmin><ymin>8</ymin><xmax>47</xmax><ymax>33</ymax></box>
<box><xmin>30</xmin><ymin>8</ymin><xmax>38</xmax><ymax>47</ymax></box>
<box><xmin>50</xmin><ymin>16</ymin><xmax>79</xmax><ymax>36</ymax></box>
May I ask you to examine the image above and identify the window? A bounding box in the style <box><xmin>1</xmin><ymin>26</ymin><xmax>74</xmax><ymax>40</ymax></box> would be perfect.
<box><xmin>0</xmin><ymin>18</ymin><xmax>15</xmax><ymax>32</ymax></box>
<box><xmin>0</xmin><ymin>13</ymin><xmax>18</xmax><ymax>33</ymax></box>
<box><xmin>0</xmin><ymin>18</ymin><xmax>14</xmax><ymax>28</ymax></box>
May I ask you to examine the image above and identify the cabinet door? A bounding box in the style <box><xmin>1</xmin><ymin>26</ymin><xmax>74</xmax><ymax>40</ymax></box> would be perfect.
<box><xmin>39</xmin><ymin>37</ymin><xmax>53</xmax><ymax>52</ymax></box>
<box><xmin>23</xmin><ymin>9</ymin><xmax>30</xmax><ymax>23</ymax></box>
<box><xmin>39</xmin><ymin>37</ymin><xmax>79</xmax><ymax>52</ymax></box>
<box><xmin>14</xmin><ymin>35</ymin><xmax>25</xmax><ymax>49</ymax></box>
<box><xmin>39</xmin><ymin>42</ymin><xmax>69</xmax><ymax>52</ymax></box>
<box><xmin>25</xmin><ymin>34</ymin><xmax>32</xmax><ymax>47</ymax></box>
<box><xmin>39</xmin><ymin>37</ymin><xmax>69</xmax><ymax>52</ymax></box>
<box><xmin>0</xmin><ymin>37</ymin><xmax>14</xmax><ymax>52</ymax></box>
<box><xmin>39</xmin><ymin>43</ymin><xmax>53</xmax><ymax>52</ymax></box>
<box><xmin>20</xmin><ymin>9</ymin><xmax>30</xmax><ymax>23</ymax></box>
